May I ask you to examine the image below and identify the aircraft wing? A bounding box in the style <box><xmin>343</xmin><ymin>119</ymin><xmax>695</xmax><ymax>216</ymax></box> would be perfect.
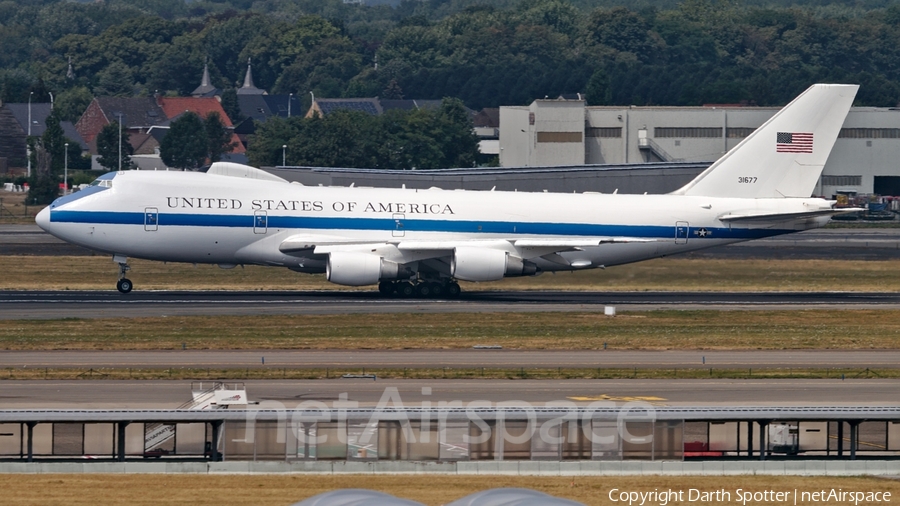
<box><xmin>280</xmin><ymin>234</ymin><xmax>656</xmax><ymax>258</ymax></box>
<box><xmin>718</xmin><ymin>207</ymin><xmax>865</xmax><ymax>223</ymax></box>
<box><xmin>513</xmin><ymin>237</ymin><xmax>655</xmax><ymax>247</ymax></box>
<box><xmin>395</xmin><ymin>237</ymin><xmax>652</xmax><ymax>251</ymax></box>
<box><xmin>278</xmin><ymin>234</ymin><xmax>380</xmax><ymax>253</ymax></box>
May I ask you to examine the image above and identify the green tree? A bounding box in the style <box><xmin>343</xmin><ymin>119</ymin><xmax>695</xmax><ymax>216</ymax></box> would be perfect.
<box><xmin>65</xmin><ymin>141</ymin><xmax>92</xmax><ymax>171</ymax></box>
<box><xmin>219</xmin><ymin>88</ymin><xmax>243</xmax><ymax>124</ymax></box>
<box><xmin>41</xmin><ymin>113</ymin><xmax>67</xmax><ymax>175</ymax></box>
<box><xmin>94</xmin><ymin>61</ymin><xmax>134</xmax><ymax>97</ymax></box>
<box><xmin>249</xmin><ymin>99</ymin><xmax>479</xmax><ymax>170</ymax></box>
<box><xmin>246</xmin><ymin>116</ymin><xmax>298</xmax><ymax>167</ymax></box>
<box><xmin>585</xmin><ymin>68</ymin><xmax>610</xmax><ymax>106</ymax></box>
<box><xmin>161</xmin><ymin>112</ymin><xmax>207</xmax><ymax>169</ymax></box>
<box><xmin>382</xmin><ymin>79</ymin><xmax>404</xmax><ymax>99</ymax></box>
<box><xmin>27</xmin><ymin>141</ymin><xmax>58</xmax><ymax>205</ymax></box>
<box><xmin>0</xmin><ymin>69</ymin><xmax>33</xmax><ymax>103</ymax></box>
<box><xmin>432</xmin><ymin>97</ymin><xmax>479</xmax><ymax>168</ymax></box>
<box><xmin>96</xmin><ymin>121</ymin><xmax>133</xmax><ymax>171</ymax></box>
<box><xmin>55</xmin><ymin>86</ymin><xmax>93</xmax><ymax>123</ymax></box>
<box><xmin>204</xmin><ymin>112</ymin><xmax>236</xmax><ymax>163</ymax></box>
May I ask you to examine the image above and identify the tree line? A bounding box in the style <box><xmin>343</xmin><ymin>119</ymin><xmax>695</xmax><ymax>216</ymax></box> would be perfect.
<box><xmin>6</xmin><ymin>0</ymin><xmax>900</xmax><ymax>201</ymax></box>
<box><xmin>247</xmin><ymin>98</ymin><xmax>479</xmax><ymax>169</ymax></box>
<box><xmin>3</xmin><ymin>0</ymin><xmax>900</xmax><ymax>115</ymax></box>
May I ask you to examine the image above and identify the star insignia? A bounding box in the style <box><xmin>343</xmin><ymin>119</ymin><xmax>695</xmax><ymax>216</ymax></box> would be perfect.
<box><xmin>695</xmin><ymin>228</ymin><xmax>711</xmax><ymax>237</ymax></box>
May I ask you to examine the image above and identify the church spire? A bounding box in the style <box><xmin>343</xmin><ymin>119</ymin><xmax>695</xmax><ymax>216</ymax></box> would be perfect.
<box><xmin>236</xmin><ymin>57</ymin><xmax>266</xmax><ymax>95</ymax></box>
<box><xmin>242</xmin><ymin>57</ymin><xmax>254</xmax><ymax>89</ymax></box>
<box><xmin>191</xmin><ymin>58</ymin><xmax>220</xmax><ymax>98</ymax></box>
<box><xmin>200</xmin><ymin>62</ymin><xmax>211</xmax><ymax>88</ymax></box>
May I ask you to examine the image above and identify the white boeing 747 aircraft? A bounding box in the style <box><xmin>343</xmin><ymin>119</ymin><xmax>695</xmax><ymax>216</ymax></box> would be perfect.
<box><xmin>37</xmin><ymin>84</ymin><xmax>858</xmax><ymax>296</ymax></box>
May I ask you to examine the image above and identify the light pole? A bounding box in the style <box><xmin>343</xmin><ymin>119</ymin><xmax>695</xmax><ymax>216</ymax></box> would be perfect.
<box><xmin>288</xmin><ymin>93</ymin><xmax>292</xmax><ymax>117</ymax></box>
<box><xmin>64</xmin><ymin>142</ymin><xmax>68</xmax><ymax>195</ymax></box>
<box><xmin>117</xmin><ymin>113</ymin><xmax>122</xmax><ymax>171</ymax></box>
<box><xmin>282</xmin><ymin>145</ymin><xmax>287</xmax><ymax>166</ymax></box>
<box><xmin>26</xmin><ymin>91</ymin><xmax>33</xmax><ymax>178</ymax></box>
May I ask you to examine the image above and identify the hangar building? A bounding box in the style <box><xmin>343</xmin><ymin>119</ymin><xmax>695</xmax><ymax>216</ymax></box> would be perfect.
<box><xmin>500</xmin><ymin>100</ymin><xmax>900</xmax><ymax>197</ymax></box>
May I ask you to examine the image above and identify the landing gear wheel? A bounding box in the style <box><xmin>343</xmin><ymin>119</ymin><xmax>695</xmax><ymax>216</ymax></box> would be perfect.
<box><xmin>115</xmin><ymin>256</ymin><xmax>132</xmax><ymax>294</ymax></box>
<box><xmin>415</xmin><ymin>282</ymin><xmax>433</xmax><ymax>298</ymax></box>
<box><xmin>445</xmin><ymin>282</ymin><xmax>461</xmax><ymax>297</ymax></box>
<box><xmin>116</xmin><ymin>278</ymin><xmax>133</xmax><ymax>294</ymax></box>
<box><xmin>428</xmin><ymin>282</ymin><xmax>444</xmax><ymax>297</ymax></box>
<box><xmin>378</xmin><ymin>281</ymin><xmax>395</xmax><ymax>295</ymax></box>
<box><xmin>397</xmin><ymin>282</ymin><xmax>415</xmax><ymax>298</ymax></box>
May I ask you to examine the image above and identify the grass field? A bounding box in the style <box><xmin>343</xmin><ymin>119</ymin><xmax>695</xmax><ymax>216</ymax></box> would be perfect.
<box><xmin>2</xmin><ymin>308</ymin><xmax>899</xmax><ymax>379</ymax></box>
<box><xmin>1</xmin><ymin>365</ymin><xmax>892</xmax><ymax>381</ymax></box>
<box><xmin>0</xmin><ymin>190</ymin><xmax>40</xmax><ymax>225</ymax></box>
<box><xmin>2</xmin><ymin>251</ymin><xmax>900</xmax><ymax>380</ymax></box>
<box><xmin>1</xmin><ymin>474</ymin><xmax>898</xmax><ymax>506</ymax></box>
<box><xmin>2</xmin><ymin>255</ymin><xmax>900</xmax><ymax>292</ymax></box>
<box><xmin>2</xmin><ymin>309</ymin><xmax>899</xmax><ymax>351</ymax></box>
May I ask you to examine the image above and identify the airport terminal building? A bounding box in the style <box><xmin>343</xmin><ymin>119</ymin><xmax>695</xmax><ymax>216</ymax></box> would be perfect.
<box><xmin>499</xmin><ymin>100</ymin><xmax>900</xmax><ymax>197</ymax></box>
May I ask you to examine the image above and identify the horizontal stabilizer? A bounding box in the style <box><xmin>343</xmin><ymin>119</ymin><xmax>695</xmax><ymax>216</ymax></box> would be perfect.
<box><xmin>718</xmin><ymin>208</ymin><xmax>865</xmax><ymax>223</ymax></box>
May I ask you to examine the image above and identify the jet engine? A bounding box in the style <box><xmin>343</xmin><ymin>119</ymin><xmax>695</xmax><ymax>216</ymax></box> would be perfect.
<box><xmin>326</xmin><ymin>252</ymin><xmax>411</xmax><ymax>286</ymax></box>
<box><xmin>451</xmin><ymin>247</ymin><xmax>537</xmax><ymax>282</ymax></box>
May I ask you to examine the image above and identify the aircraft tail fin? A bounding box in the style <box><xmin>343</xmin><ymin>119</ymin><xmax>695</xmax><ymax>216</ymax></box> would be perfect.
<box><xmin>673</xmin><ymin>84</ymin><xmax>858</xmax><ymax>198</ymax></box>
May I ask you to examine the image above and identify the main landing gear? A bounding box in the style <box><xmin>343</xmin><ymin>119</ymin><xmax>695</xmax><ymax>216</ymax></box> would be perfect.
<box><xmin>378</xmin><ymin>280</ymin><xmax>461</xmax><ymax>298</ymax></box>
<box><xmin>115</xmin><ymin>255</ymin><xmax>133</xmax><ymax>294</ymax></box>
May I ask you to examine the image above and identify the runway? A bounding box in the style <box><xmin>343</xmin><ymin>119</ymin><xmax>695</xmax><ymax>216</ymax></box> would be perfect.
<box><xmin>2</xmin><ymin>378</ymin><xmax>897</xmax><ymax>409</ymax></box>
<box><xmin>1</xmin><ymin>349</ymin><xmax>897</xmax><ymax>369</ymax></box>
<box><xmin>2</xmin><ymin>290</ymin><xmax>899</xmax><ymax>319</ymax></box>
<box><xmin>3</xmin><ymin>225</ymin><xmax>900</xmax><ymax>414</ymax></box>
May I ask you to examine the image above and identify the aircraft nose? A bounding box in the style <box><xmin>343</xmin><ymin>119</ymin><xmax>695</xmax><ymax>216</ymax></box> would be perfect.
<box><xmin>35</xmin><ymin>206</ymin><xmax>51</xmax><ymax>232</ymax></box>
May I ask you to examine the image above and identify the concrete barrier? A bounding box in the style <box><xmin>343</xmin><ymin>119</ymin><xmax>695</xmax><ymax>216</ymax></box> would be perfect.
<box><xmin>3</xmin><ymin>460</ymin><xmax>900</xmax><ymax>475</ymax></box>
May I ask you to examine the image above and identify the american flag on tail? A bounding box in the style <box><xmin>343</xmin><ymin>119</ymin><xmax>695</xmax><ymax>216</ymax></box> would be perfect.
<box><xmin>776</xmin><ymin>132</ymin><xmax>813</xmax><ymax>153</ymax></box>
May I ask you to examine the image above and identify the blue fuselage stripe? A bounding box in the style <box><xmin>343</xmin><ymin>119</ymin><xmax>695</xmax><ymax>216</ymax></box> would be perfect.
<box><xmin>49</xmin><ymin>210</ymin><xmax>788</xmax><ymax>240</ymax></box>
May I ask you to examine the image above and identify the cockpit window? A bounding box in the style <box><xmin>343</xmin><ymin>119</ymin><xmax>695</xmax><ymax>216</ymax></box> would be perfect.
<box><xmin>89</xmin><ymin>172</ymin><xmax>118</xmax><ymax>188</ymax></box>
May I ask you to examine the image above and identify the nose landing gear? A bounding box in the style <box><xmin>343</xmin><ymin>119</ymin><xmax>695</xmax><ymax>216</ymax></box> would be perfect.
<box><xmin>116</xmin><ymin>278</ymin><xmax>133</xmax><ymax>293</ymax></box>
<box><xmin>114</xmin><ymin>255</ymin><xmax>133</xmax><ymax>294</ymax></box>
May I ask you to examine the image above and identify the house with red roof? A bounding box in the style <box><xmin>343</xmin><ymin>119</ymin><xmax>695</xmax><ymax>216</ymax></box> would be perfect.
<box><xmin>74</xmin><ymin>95</ymin><xmax>244</xmax><ymax>170</ymax></box>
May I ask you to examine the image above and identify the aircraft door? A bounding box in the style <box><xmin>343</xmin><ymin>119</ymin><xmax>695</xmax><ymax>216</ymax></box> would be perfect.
<box><xmin>144</xmin><ymin>207</ymin><xmax>158</xmax><ymax>231</ymax></box>
<box><xmin>393</xmin><ymin>213</ymin><xmax>405</xmax><ymax>237</ymax></box>
<box><xmin>675</xmin><ymin>221</ymin><xmax>689</xmax><ymax>244</ymax></box>
<box><xmin>254</xmin><ymin>210</ymin><xmax>268</xmax><ymax>234</ymax></box>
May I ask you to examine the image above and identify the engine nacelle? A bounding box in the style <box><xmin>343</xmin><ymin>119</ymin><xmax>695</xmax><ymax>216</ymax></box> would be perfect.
<box><xmin>451</xmin><ymin>247</ymin><xmax>537</xmax><ymax>282</ymax></box>
<box><xmin>326</xmin><ymin>252</ymin><xmax>410</xmax><ymax>286</ymax></box>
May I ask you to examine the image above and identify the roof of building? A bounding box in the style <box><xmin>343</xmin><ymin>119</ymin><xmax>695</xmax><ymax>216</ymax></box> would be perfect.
<box><xmin>237</xmin><ymin>94</ymin><xmax>301</xmax><ymax>123</ymax></box>
<box><xmin>5</xmin><ymin>103</ymin><xmax>53</xmax><ymax>137</ymax></box>
<box><xmin>127</xmin><ymin>131</ymin><xmax>155</xmax><ymax>153</ymax></box>
<box><xmin>313</xmin><ymin>98</ymin><xmax>382</xmax><ymax>116</ymax></box>
<box><xmin>4</xmin><ymin>103</ymin><xmax>87</xmax><ymax>149</ymax></box>
<box><xmin>308</xmin><ymin>98</ymin><xmax>475</xmax><ymax>118</ymax></box>
<box><xmin>61</xmin><ymin>122</ymin><xmax>88</xmax><ymax>150</ymax></box>
<box><xmin>473</xmin><ymin>107</ymin><xmax>500</xmax><ymax>128</ymax></box>
<box><xmin>157</xmin><ymin>97</ymin><xmax>234</xmax><ymax>127</ymax></box>
<box><xmin>94</xmin><ymin>97</ymin><xmax>167</xmax><ymax>128</ymax></box>
<box><xmin>380</xmin><ymin>99</ymin><xmax>443</xmax><ymax>112</ymax></box>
